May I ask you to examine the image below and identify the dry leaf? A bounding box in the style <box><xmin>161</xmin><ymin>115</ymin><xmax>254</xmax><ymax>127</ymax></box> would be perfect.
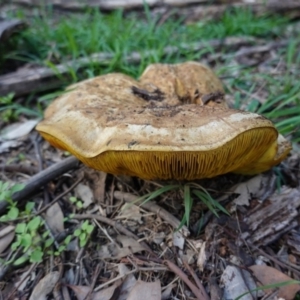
<box><xmin>118</xmin><ymin>264</ymin><xmax>137</xmax><ymax>300</ymax></box>
<box><xmin>127</xmin><ymin>280</ymin><xmax>161</xmax><ymax>300</ymax></box>
<box><xmin>1</xmin><ymin>119</ymin><xmax>39</xmax><ymax>140</ymax></box>
<box><xmin>152</xmin><ymin>232</ymin><xmax>166</xmax><ymax>244</ymax></box>
<box><xmin>118</xmin><ymin>204</ymin><xmax>143</xmax><ymax>223</ymax></box>
<box><xmin>182</xmin><ymin>249</ymin><xmax>195</xmax><ymax>265</ymax></box>
<box><xmin>75</xmin><ymin>183</ymin><xmax>94</xmax><ymax>208</ymax></box>
<box><xmin>172</xmin><ymin>231</ymin><xmax>185</xmax><ymax>250</ymax></box>
<box><xmin>161</xmin><ymin>284</ymin><xmax>174</xmax><ymax>300</ymax></box>
<box><xmin>98</xmin><ymin>235</ymin><xmax>145</xmax><ymax>259</ymax></box>
<box><xmin>221</xmin><ymin>266</ymin><xmax>258</xmax><ymax>300</ymax></box>
<box><xmin>197</xmin><ymin>241</ymin><xmax>206</xmax><ymax>272</ymax></box>
<box><xmin>0</xmin><ymin>140</ymin><xmax>22</xmax><ymax>153</ymax></box>
<box><xmin>68</xmin><ymin>283</ymin><xmax>120</xmax><ymax>300</ymax></box>
<box><xmin>84</xmin><ymin>169</ymin><xmax>107</xmax><ymax>204</ymax></box>
<box><xmin>45</xmin><ymin>203</ymin><xmax>64</xmax><ymax>235</ymax></box>
<box><xmin>231</xmin><ymin>173</ymin><xmax>276</xmax><ymax>208</ymax></box>
<box><xmin>67</xmin><ymin>285</ymin><xmax>90</xmax><ymax>300</ymax></box>
<box><xmin>249</xmin><ymin>265</ymin><xmax>300</xmax><ymax>299</ymax></box>
<box><xmin>0</xmin><ymin>225</ymin><xmax>15</xmax><ymax>253</ymax></box>
<box><xmin>15</xmin><ymin>267</ymin><xmax>36</xmax><ymax>291</ymax></box>
<box><xmin>29</xmin><ymin>271</ymin><xmax>60</xmax><ymax>300</ymax></box>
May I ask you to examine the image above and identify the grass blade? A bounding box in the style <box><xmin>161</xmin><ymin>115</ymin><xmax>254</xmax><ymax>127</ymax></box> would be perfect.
<box><xmin>183</xmin><ymin>185</ymin><xmax>193</xmax><ymax>226</ymax></box>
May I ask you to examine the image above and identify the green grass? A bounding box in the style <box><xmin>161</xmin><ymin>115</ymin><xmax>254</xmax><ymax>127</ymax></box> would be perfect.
<box><xmin>124</xmin><ymin>183</ymin><xmax>229</xmax><ymax>229</ymax></box>
<box><xmin>4</xmin><ymin>7</ymin><xmax>288</xmax><ymax>78</ymax></box>
<box><xmin>224</xmin><ymin>37</ymin><xmax>300</xmax><ymax>142</ymax></box>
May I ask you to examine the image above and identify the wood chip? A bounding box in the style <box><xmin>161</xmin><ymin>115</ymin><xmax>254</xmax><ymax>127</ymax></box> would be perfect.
<box><xmin>0</xmin><ymin>19</ymin><xmax>26</xmax><ymax>42</ymax></box>
<box><xmin>242</xmin><ymin>187</ymin><xmax>300</xmax><ymax>245</ymax></box>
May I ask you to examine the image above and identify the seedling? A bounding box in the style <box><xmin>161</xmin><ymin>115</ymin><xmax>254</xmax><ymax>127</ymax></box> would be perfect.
<box><xmin>74</xmin><ymin>220</ymin><xmax>94</xmax><ymax>247</ymax></box>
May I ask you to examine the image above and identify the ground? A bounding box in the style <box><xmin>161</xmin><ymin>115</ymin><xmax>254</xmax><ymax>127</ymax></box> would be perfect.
<box><xmin>0</xmin><ymin>1</ymin><xmax>300</xmax><ymax>299</ymax></box>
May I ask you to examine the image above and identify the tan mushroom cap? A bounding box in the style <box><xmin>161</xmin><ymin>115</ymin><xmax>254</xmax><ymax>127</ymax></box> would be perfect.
<box><xmin>36</xmin><ymin>62</ymin><xmax>291</xmax><ymax>180</ymax></box>
<box><xmin>140</xmin><ymin>61</ymin><xmax>226</xmax><ymax>107</ymax></box>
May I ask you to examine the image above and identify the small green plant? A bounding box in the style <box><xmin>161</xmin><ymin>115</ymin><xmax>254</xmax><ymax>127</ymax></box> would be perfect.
<box><xmin>0</xmin><ymin>93</ymin><xmax>15</xmax><ymax>105</ymax></box>
<box><xmin>127</xmin><ymin>183</ymin><xmax>229</xmax><ymax>229</ymax></box>
<box><xmin>0</xmin><ymin>92</ymin><xmax>42</xmax><ymax>122</ymax></box>
<box><xmin>11</xmin><ymin>215</ymin><xmax>44</xmax><ymax>265</ymax></box>
<box><xmin>0</xmin><ymin>181</ymin><xmax>25</xmax><ymax>221</ymax></box>
<box><xmin>69</xmin><ymin>196</ymin><xmax>83</xmax><ymax>209</ymax></box>
<box><xmin>0</xmin><ymin>183</ymin><xmax>45</xmax><ymax>266</ymax></box>
<box><xmin>52</xmin><ymin>235</ymin><xmax>72</xmax><ymax>256</ymax></box>
<box><xmin>0</xmin><ymin>186</ymin><xmax>46</xmax><ymax>266</ymax></box>
<box><xmin>73</xmin><ymin>220</ymin><xmax>94</xmax><ymax>247</ymax></box>
<box><xmin>0</xmin><ymin>181</ymin><xmax>73</xmax><ymax>264</ymax></box>
<box><xmin>0</xmin><ymin>181</ymin><xmax>95</xmax><ymax>266</ymax></box>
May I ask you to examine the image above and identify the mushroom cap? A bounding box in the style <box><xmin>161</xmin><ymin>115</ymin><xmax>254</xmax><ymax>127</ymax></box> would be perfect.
<box><xmin>36</xmin><ymin>62</ymin><xmax>291</xmax><ymax>180</ymax></box>
<box><xmin>140</xmin><ymin>61</ymin><xmax>226</xmax><ymax>107</ymax></box>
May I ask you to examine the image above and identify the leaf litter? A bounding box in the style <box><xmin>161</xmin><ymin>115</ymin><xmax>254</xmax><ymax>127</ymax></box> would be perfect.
<box><xmin>0</xmin><ymin>3</ymin><xmax>300</xmax><ymax>300</ymax></box>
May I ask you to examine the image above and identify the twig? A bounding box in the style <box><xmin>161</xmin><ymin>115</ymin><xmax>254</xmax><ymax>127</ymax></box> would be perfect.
<box><xmin>0</xmin><ymin>156</ymin><xmax>81</xmax><ymax>214</ymax></box>
<box><xmin>250</xmin><ymin>245</ymin><xmax>300</xmax><ymax>277</ymax></box>
<box><xmin>36</xmin><ymin>174</ymin><xmax>83</xmax><ymax>215</ymax></box>
<box><xmin>84</xmin><ymin>264</ymin><xmax>101</xmax><ymax>300</ymax></box>
<box><xmin>114</xmin><ymin>191</ymin><xmax>190</xmax><ymax>237</ymax></box>
<box><xmin>93</xmin><ymin>267</ymin><xmax>136</xmax><ymax>292</ymax></box>
<box><xmin>31</xmin><ymin>132</ymin><xmax>51</xmax><ymax>205</ymax></box>
<box><xmin>6</xmin><ymin>263</ymin><xmax>37</xmax><ymax>300</ymax></box>
<box><xmin>182</xmin><ymin>260</ymin><xmax>210</xmax><ymax>300</ymax></box>
<box><xmin>165</xmin><ymin>259</ymin><xmax>206</xmax><ymax>300</ymax></box>
<box><xmin>72</xmin><ymin>214</ymin><xmax>153</xmax><ymax>254</ymax></box>
<box><xmin>0</xmin><ymin>164</ymin><xmax>39</xmax><ymax>175</ymax></box>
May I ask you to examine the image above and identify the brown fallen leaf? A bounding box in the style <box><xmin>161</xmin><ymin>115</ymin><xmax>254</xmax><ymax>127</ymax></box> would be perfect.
<box><xmin>68</xmin><ymin>282</ymin><xmax>120</xmax><ymax>300</ymax></box>
<box><xmin>231</xmin><ymin>173</ymin><xmax>275</xmax><ymax>207</ymax></box>
<box><xmin>249</xmin><ymin>265</ymin><xmax>300</xmax><ymax>300</ymax></box>
<box><xmin>84</xmin><ymin>169</ymin><xmax>107</xmax><ymax>205</ymax></box>
<box><xmin>75</xmin><ymin>183</ymin><xmax>94</xmax><ymax>208</ymax></box>
<box><xmin>29</xmin><ymin>271</ymin><xmax>60</xmax><ymax>300</ymax></box>
<box><xmin>127</xmin><ymin>280</ymin><xmax>161</xmax><ymax>300</ymax></box>
<box><xmin>98</xmin><ymin>235</ymin><xmax>145</xmax><ymax>259</ymax></box>
<box><xmin>117</xmin><ymin>204</ymin><xmax>143</xmax><ymax>224</ymax></box>
<box><xmin>1</xmin><ymin>119</ymin><xmax>39</xmax><ymax>140</ymax></box>
<box><xmin>0</xmin><ymin>225</ymin><xmax>15</xmax><ymax>253</ymax></box>
<box><xmin>118</xmin><ymin>263</ymin><xmax>137</xmax><ymax>300</ymax></box>
<box><xmin>45</xmin><ymin>203</ymin><xmax>64</xmax><ymax>235</ymax></box>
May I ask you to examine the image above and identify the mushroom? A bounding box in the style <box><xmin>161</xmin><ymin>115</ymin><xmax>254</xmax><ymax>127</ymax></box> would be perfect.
<box><xmin>139</xmin><ymin>61</ymin><xmax>226</xmax><ymax>107</ymax></box>
<box><xmin>36</xmin><ymin>62</ymin><xmax>291</xmax><ymax>180</ymax></box>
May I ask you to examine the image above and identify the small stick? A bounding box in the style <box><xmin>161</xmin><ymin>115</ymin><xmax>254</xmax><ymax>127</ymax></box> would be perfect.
<box><xmin>0</xmin><ymin>164</ymin><xmax>38</xmax><ymax>175</ymax></box>
<box><xmin>0</xmin><ymin>156</ymin><xmax>80</xmax><ymax>214</ymax></box>
<box><xmin>84</xmin><ymin>264</ymin><xmax>101</xmax><ymax>300</ymax></box>
<box><xmin>36</xmin><ymin>175</ymin><xmax>83</xmax><ymax>215</ymax></box>
<box><xmin>182</xmin><ymin>260</ymin><xmax>209</xmax><ymax>300</ymax></box>
<box><xmin>164</xmin><ymin>259</ymin><xmax>206</xmax><ymax>300</ymax></box>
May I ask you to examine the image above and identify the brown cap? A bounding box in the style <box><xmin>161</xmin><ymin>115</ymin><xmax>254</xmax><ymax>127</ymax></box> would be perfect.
<box><xmin>36</xmin><ymin>62</ymin><xmax>291</xmax><ymax>180</ymax></box>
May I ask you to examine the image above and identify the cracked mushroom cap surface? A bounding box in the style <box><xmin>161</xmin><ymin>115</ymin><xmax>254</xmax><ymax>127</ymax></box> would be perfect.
<box><xmin>36</xmin><ymin>62</ymin><xmax>291</xmax><ymax>180</ymax></box>
<box><xmin>139</xmin><ymin>61</ymin><xmax>226</xmax><ymax>106</ymax></box>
